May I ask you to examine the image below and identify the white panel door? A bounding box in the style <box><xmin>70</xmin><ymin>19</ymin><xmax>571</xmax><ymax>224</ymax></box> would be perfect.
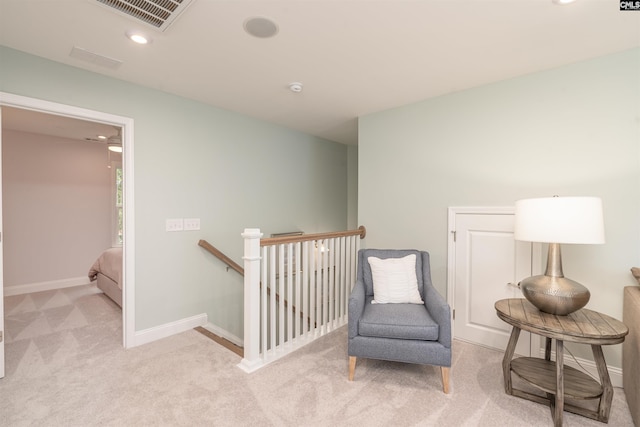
<box><xmin>449</xmin><ymin>209</ymin><xmax>537</xmax><ymax>357</ymax></box>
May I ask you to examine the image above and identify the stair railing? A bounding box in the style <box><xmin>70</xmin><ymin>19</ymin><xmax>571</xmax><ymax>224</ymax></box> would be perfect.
<box><xmin>239</xmin><ymin>226</ymin><xmax>366</xmax><ymax>373</ymax></box>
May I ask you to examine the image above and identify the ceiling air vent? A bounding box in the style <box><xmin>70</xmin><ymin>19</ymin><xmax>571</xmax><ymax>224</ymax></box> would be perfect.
<box><xmin>95</xmin><ymin>0</ymin><xmax>194</xmax><ymax>32</ymax></box>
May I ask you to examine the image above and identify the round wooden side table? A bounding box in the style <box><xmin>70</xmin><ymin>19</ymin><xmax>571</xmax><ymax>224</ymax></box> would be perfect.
<box><xmin>495</xmin><ymin>298</ymin><xmax>628</xmax><ymax>427</ymax></box>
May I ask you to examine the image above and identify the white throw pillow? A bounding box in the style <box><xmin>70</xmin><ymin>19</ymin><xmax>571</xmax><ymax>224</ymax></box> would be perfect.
<box><xmin>368</xmin><ymin>254</ymin><xmax>424</xmax><ymax>304</ymax></box>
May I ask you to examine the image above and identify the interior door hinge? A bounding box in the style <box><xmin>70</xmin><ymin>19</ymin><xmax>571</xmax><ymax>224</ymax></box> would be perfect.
<box><xmin>451</xmin><ymin>230</ymin><xmax>456</xmax><ymax>242</ymax></box>
<box><xmin>452</xmin><ymin>309</ymin><xmax>455</xmax><ymax>320</ymax></box>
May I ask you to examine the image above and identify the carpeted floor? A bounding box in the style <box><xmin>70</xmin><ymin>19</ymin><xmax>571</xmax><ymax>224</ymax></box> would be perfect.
<box><xmin>0</xmin><ymin>284</ymin><xmax>634</xmax><ymax>426</ymax></box>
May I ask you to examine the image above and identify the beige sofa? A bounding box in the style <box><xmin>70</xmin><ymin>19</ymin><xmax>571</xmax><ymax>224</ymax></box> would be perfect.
<box><xmin>623</xmin><ymin>286</ymin><xmax>640</xmax><ymax>426</ymax></box>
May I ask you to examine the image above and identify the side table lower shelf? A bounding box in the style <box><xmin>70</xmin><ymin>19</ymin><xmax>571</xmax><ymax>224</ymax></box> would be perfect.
<box><xmin>511</xmin><ymin>357</ymin><xmax>603</xmax><ymax>399</ymax></box>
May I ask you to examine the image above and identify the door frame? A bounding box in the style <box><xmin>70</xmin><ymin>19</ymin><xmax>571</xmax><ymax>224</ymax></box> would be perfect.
<box><xmin>0</xmin><ymin>92</ymin><xmax>136</xmax><ymax>349</ymax></box>
<box><xmin>447</xmin><ymin>206</ymin><xmax>542</xmax><ymax>353</ymax></box>
<box><xmin>0</xmin><ymin>107</ymin><xmax>4</xmax><ymax>377</ymax></box>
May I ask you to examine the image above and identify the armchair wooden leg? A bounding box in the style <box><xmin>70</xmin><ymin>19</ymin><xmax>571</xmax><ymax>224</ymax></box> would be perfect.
<box><xmin>349</xmin><ymin>356</ymin><xmax>357</xmax><ymax>381</ymax></box>
<box><xmin>440</xmin><ymin>367</ymin><xmax>450</xmax><ymax>394</ymax></box>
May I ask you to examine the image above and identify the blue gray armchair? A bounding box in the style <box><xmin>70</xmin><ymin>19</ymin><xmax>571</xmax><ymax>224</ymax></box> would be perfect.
<box><xmin>348</xmin><ymin>249</ymin><xmax>452</xmax><ymax>393</ymax></box>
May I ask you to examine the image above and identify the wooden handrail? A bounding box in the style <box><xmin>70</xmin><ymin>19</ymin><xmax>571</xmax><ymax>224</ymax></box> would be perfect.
<box><xmin>198</xmin><ymin>240</ymin><xmax>244</xmax><ymax>276</ymax></box>
<box><xmin>198</xmin><ymin>238</ymin><xmax>314</xmax><ymax>329</ymax></box>
<box><xmin>260</xmin><ymin>225</ymin><xmax>366</xmax><ymax>246</ymax></box>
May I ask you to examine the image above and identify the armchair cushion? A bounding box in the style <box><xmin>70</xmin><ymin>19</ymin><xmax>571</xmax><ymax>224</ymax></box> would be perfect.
<box><xmin>359</xmin><ymin>296</ymin><xmax>439</xmax><ymax>341</ymax></box>
<box><xmin>368</xmin><ymin>254</ymin><xmax>423</xmax><ymax>304</ymax></box>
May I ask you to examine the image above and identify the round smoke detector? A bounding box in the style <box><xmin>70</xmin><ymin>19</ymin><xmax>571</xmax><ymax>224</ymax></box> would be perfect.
<box><xmin>244</xmin><ymin>17</ymin><xmax>279</xmax><ymax>38</ymax></box>
<box><xmin>288</xmin><ymin>82</ymin><xmax>303</xmax><ymax>93</ymax></box>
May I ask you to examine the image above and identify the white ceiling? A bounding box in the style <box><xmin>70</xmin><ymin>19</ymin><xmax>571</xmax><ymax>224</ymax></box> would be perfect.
<box><xmin>1</xmin><ymin>0</ymin><xmax>639</xmax><ymax>145</ymax></box>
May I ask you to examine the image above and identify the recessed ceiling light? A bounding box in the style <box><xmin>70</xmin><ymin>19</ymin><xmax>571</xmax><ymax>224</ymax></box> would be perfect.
<box><xmin>97</xmin><ymin>135</ymin><xmax>107</xmax><ymax>140</ymax></box>
<box><xmin>552</xmin><ymin>0</ymin><xmax>576</xmax><ymax>4</ymax></box>
<box><xmin>126</xmin><ymin>31</ymin><xmax>151</xmax><ymax>44</ymax></box>
<box><xmin>244</xmin><ymin>17</ymin><xmax>279</xmax><ymax>38</ymax></box>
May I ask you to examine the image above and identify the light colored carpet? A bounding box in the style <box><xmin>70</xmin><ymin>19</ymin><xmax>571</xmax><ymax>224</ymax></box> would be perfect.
<box><xmin>1</xmin><ymin>285</ymin><xmax>634</xmax><ymax>426</ymax></box>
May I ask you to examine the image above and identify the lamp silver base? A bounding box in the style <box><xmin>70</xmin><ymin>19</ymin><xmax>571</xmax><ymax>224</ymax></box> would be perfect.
<box><xmin>520</xmin><ymin>275</ymin><xmax>590</xmax><ymax>316</ymax></box>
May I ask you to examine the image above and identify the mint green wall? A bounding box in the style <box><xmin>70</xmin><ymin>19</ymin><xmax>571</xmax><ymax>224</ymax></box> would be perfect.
<box><xmin>0</xmin><ymin>46</ymin><xmax>349</xmax><ymax>336</ymax></box>
<box><xmin>359</xmin><ymin>48</ymin><xmax>640</xmax><ymax>367</ymax></box>
<box><xmin>347</xmin><ymin>144</ymin><xmax>359</xmax><ymax>230</ymax></box>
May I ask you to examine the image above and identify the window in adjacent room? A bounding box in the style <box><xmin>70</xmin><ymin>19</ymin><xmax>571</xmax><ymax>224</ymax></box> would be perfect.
<box><xmin>111</xmin><ymin>161</ymin><xmax>123</xmax><ymax>246</ymax></box>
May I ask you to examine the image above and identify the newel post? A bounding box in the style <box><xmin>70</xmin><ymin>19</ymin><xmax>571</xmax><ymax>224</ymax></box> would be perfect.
<box><xmin>238</xmin><ymin>228</ymin><xmax>263</xmax><ymax>372</ymax></box>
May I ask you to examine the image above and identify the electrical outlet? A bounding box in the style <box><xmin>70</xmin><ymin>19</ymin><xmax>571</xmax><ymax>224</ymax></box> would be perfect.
<box><xmin>166</xmin><ymin>218</ymin><xmax>183</xmax><ymax>232</ymax></box>
<box><xmin>184</xmin><ymin>218</ymin><xmax>200</xmax><ymax>231</ymax></box>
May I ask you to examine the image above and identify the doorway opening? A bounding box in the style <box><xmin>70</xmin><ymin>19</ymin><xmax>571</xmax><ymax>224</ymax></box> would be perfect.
<box><xmin>0</xmin><ymin>92</ymin><xmax>135</xmax><ymax>349</ymax></box>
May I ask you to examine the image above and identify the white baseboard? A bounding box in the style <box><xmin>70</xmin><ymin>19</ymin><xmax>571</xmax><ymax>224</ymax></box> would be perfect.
<box><xmin>4</xmin><ymin>276</ymin><xmax>91</xmax><ymax>296</ymax></box>
<box><xmin>540</xmin><ymin>348</ymin><xmax>623</xmax><ymax>388</ymax></box>
<box><xmin>202</xmin><ymin>322</ymin><xmax>244</xmax><ymax>347</ymax></box>
<box><xmin>132</xmin><ymin>313</ymin><xmax>208</xmax><ymax>347</ymax></box>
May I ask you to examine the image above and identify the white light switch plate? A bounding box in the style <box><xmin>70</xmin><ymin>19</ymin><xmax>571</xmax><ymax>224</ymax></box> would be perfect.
<box><xmin>166</xmin><ymin>218</ymin><xmax>183</xmax><ymax>232</ymax></box>
<box><xmin>184</xmin><ymin>218</ymin><xmax>200</xmax><ymax>231</ymax></box>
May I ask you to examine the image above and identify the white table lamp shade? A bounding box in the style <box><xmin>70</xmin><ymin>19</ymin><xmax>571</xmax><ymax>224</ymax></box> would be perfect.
<box><xmin>514</xmin><ymin>196</ymin><xmax>605</xmax><ymax>245</ymax></box>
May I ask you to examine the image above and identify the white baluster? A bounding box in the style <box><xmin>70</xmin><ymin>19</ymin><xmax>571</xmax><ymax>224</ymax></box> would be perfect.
<box><xmin>286</xmin><ymin>242</ymin><xmax>293</xmax><ymax>345</ymax></box>
<box><xmin>322</xmin><ymin>239</ymin><xmax>328</xmax><ymax>333</ymax></box>
<box><xmin>269</xmin><ymin>245</ymin><xmax>276</xmax><ymax>354</ymax></box>
<box><xmin>302</xmin><ymin>240</ymin><xmax>310</xmax><ymax>337</ymax></box>
<box><xmin>326</xmin><ymin>239</ymin><xmax>336</xmax><ymax>331</ymax></box>
<box><xmin>294</xmin><ymin>242</ymin><xmax>301</xmax><ymax>339</ymax></box>
<box><xmin>278</xmin><ymin>244</ymin><xmax>285</xmax><ymax>348</ymax></box>
<box><xmin>309</xmin><ymin>240</ymin><xmax>320</xmax><ymax>336</ymax></box>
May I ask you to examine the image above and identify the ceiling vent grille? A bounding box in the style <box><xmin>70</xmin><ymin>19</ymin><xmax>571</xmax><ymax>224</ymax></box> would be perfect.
<box><xmin>95</xmin><ymin>0</ymin><xmax>194</xmax><ymax>32</ymax></box>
